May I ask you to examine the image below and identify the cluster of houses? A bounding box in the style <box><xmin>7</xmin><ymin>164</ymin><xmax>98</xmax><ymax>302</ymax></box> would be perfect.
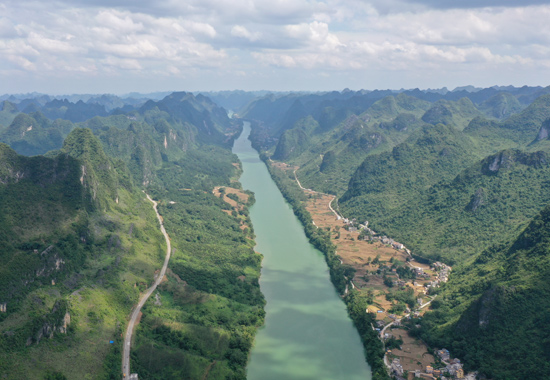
<box><xmin>432</xmin><ymin>262</ymin><xmax>451</xmax><ymax>283</ymax></box>
<box><xmin>421</xmin><ymin>349</ymin><xmax>465</xmax><ymax>379</ymax></box>
<box><xmin>343</xmin><ymin>218</ymin><xmax>465</xmax><ymax>380</ymax></box>
<box><xmin>338</xmin><ymin>218</ymin><xmax>472</xmax><ymax>380</ymax></box>
<box><xmin>351</xmin><ymin>219</ymin><xmax>408</xmax><ymax>251</ymax></box>
<box><xmin>412</xmin><ymin>266</ymin><xmax>430</xmax><ymax>279</ymax></box>
<box><xmin>343</xmin><ymin>220</ymin><xmax>467</xmax><ymax>380</ymax></box>
<box><xmin>391</xmin><ymin>358</ymin><xmax>405</xmax><ymax>378</ymax></box>
<box><xmin>390</xmin><ymin>354</ymin><xmax>465</xmax><ymax>380</ymax></box>
<box><xmin>409</xmin><ymin>262</ymin><xmax>452</xmax><ymax>294</ymax></box>
<box><xmin>423</xmin><ymin>262</ymin><xmax>452</xmax><ymax>291</ymax></box>
<box><xmin>339</xmin><ymin>217</ymin><xmax>410</xmax><ymax>252</ymax></box>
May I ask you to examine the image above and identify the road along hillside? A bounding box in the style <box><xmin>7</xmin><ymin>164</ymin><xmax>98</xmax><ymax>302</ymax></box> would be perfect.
<box><xmin>122</xmin><ymin>193</ymin><xmax>172</xmax><ymax>378</ymax></box>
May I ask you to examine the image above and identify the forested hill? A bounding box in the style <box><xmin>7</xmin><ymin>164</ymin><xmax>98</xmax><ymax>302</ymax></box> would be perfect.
<box><xmin>342</xmin><ymin>147</ymin><xmax>550</xmax><ymax>264</ymax></box>
<box><xmin>137</xmin><ymin>92</ymin><xmax>233</xmax><ymax>146</ymax></box>
<box><xmin>0</xmin><ymin>91</ymin><xmax>234</xmax><ymax>157</ymax></box>
<box><xmin>339</xmin><ymin>91</ymin><xmax>550</xmax><ymax>265</ymax></box>
<box><xmin>0</xmin><ymin>92</ymin><xmax>263</xmax><ymax>380</ymax></box>
<box><xmin>243</xmin><ymin>86</ymin><xmax>550</xmax><ymax>196</ymax></box>
<box><xmin>0</xmin><ymin>129</ymin><xmax>164</xmax><ymax>379</ymax></box>
<box><xmin>417</xmin><ymin>204</ymin><xmax>550</xmax><ymax>379</ymax></box>
<box><xmin>242</xmin><ymin>86</ymin><xmax>549</xmax><ymax>140</ymax></box>
<box><xmin>340</xmin><ymin>123</ymin><xmax>480</xmax><ymax>216</ymax></box>
<box><xmin>244</xmin><ymin>85</ymin><xmax>550</xmax><ymax>380</ymax></box>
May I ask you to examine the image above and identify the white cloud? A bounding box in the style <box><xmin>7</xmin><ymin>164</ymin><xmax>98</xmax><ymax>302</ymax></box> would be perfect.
<box><xmin>7</xmin><ymin>55</ymin><xmax>37</xmax><ymax>71</ymax></box>
<box><xmin>252</xmin><ymin>52</ymin><xmax>297</xmax><ymax>68</ymax></box>
<box><xmin>27</xmin><ymin>32</ymin><xmax>83</xmax><ymax>54</ymax></box>
<box><xmin>231</xmin><ymin>25</ymin><xmax>261</xmax><ymax>42</ymax></box>
<box><xmin>101</xmin><ymin>57</ymin><xmax>142</xmax><ymax>70</ymax></box>
<box><xmin>95</xmin><ymin>10</ymin><xmax>144</xmax><ymax>33</ymax></box>
<box><xmin>0</xmin><ymin>0</ymin><xmax>549</xmax><ymax>91</ymax></box>
<box><xmin>0</xmin><ymin>6</ymin><xmax>227</xmax><ymax>76</ymax></box>
<box><xmin>185</xmin><ymin>21</ymin><xmax>217</xmax><ymax>38</ymax></box>
<box><xmin>286</xmin><ymin>21</ymin><xmax>345</xmax><ymax>51</ymax></box>
<box><xmin>249</xmin><ymin>4</ymin><xmax>550</xmax><ymax>79</ymax></box>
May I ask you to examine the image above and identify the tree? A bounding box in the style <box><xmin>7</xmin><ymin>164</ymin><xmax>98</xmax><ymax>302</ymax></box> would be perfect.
<box><xmin>44</xmin><ymin>372</ymin><xmax>68</xmax><ymax>380</ymax></box>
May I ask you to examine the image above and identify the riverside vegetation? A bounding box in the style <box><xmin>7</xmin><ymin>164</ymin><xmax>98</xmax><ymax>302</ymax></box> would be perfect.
<box><xmin>262</xmin><ymin>155</ymin><xmax>391</xmax><ymax>380</ymax></box>
<box><xmin>0</xmin><ymin>92</ymin><xmax>263</xmax><ymax>379</ymax></box>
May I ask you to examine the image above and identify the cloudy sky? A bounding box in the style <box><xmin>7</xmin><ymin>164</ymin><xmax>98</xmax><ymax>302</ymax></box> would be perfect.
<box><xmin>1</xmin><ymin>0</ymin><xmax>549</xmax><ymax>94</ymax></box>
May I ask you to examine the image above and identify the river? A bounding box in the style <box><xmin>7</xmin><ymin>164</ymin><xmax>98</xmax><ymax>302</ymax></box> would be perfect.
<box><xmin>233</xmin><ymin>122</ymin><xmax>372</xmax><ymax>380</ymax></box>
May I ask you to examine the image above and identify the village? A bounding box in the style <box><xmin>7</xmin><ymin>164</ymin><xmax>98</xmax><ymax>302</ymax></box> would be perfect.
<box><xmin>278</xmin><ymin>162</ymin><xmax>475</xmax><ymax>380</ymax></box>
<box><xmin>319</xmin><ymin>200</ymin><xmax>475</xmax><ymax>380</ymax></box>
<box><xmin>389</xmin><ymin>348</ymin><xmax>474</xmax><ymax>380</ymax></box>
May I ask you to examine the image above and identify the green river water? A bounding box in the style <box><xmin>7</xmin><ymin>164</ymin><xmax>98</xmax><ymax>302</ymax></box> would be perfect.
<box><xmin>233</xmin><ymin>122</ymin><xmax>372</xmax><ymax>380</ymax></box>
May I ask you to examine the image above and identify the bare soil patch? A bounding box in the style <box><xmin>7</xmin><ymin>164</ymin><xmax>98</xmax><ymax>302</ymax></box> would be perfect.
<box><xmin>271</xmin><ymin>161</ymin><xmax>298</xmax><ymax>172</ymax></box>
<box><xmin>387</xmin><ymin>328</ymin><xmax>435</xmax><ymax>373</ymax></box>
<box><xmin>213</xmin><ymin>186</ymin><xmax>250</xmax><ymax>231</ymax></box>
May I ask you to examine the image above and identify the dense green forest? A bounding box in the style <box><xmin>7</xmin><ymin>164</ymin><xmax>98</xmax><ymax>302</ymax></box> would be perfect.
<box><xmin>0</xmin><ymin>92</ymin><xmax>262</xmax><ymax>380</ymax></box>
<box><xmin>415</xmin><ymin>204</ymin><xmax>550</xmax><ymax>379</ymax></box>
<box><xmin>338</xmin><ymin>94</ymin><xmax>550</xmax><ymax>266</ymax></box>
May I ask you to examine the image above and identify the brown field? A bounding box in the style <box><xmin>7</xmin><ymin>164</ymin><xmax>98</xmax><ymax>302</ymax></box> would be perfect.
<box><xmin>213</xmin><ymin>186</ymin><xmax>250</xmax><ymax>230</ymax></box>
<box><xmin>387</xmin><ymin>328</ymin><xmax>435</xmax><ymax>372</ymax></box>
<box><xmin>304</xmin><ymin>191</ymin><xmax>437</xmax><ymax>298</ymax></box>
<box><xmin>304</xmin><ymin>192</ymin><xmax>411</xmax><ymax>278</ymax></box>
<box><xmin>213</xmin><ymin>186</ymin><xmax>249</xmax><ymax>208</ymax></box>
<box><xmin>294</xmin><ymin>172</ymin><xmax>439</xmax><ymax>361</ymax></box>
<box><xmin>271</xmin><ymin>161</ymin><xmax>297</xmax><ymax>172</ymax></box>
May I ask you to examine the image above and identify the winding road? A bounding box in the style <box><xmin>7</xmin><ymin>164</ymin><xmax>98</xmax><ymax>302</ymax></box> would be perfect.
<box><xmin>122</xmin><ymin>193</ymin><xmax>172</xmax><ymax>378</ymax></box>
<box><xmin>293</xmin><ymin>168</ymin><xmax>342</xmax><ymax>220</ymax></box>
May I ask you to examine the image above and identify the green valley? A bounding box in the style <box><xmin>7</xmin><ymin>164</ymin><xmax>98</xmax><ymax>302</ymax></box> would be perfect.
<box><xmin>246</xmin><ymin>85</ymin><xmax>550</xmax><ymax>380</ymax></box>
<box><xmin>0</xmin><ymin>92</ymin><xmax>262</xmax><ymax>380</ymax></box>
<box><xmin>2</xmin><ymin>85</ymin><xmax>550</xmax><ymax>380</ymax></box>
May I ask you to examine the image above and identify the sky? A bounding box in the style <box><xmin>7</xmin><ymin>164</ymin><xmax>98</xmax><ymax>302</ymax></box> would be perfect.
<box><xmin>1</xmin><ymin>0</ymin><xmax>549</xmax><ymax>94</ymax></box>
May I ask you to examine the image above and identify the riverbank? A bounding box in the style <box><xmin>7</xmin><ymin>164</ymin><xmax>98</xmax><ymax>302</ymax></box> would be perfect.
<box><xmin>236</xmin><ymin>122</ymin><xmax>372</xmax><ymax>380</ymax></box>
<box><xmin>258</xmin><ymin>155</ymin><xmax>391</xmax><ymax>380</ymax></box>
<box><xmin>265</xmin><ymin>158</ymin><xmax>481</xmax><ymax>380</ymax></box>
